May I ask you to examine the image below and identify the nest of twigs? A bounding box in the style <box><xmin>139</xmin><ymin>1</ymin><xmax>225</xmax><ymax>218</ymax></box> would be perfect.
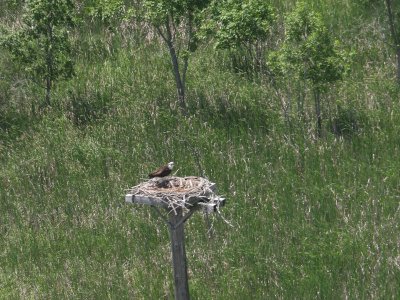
<box><xmin>126</xmin><ymin>176</ymin><xmax>218</xmax><ymax>213</ymax></box>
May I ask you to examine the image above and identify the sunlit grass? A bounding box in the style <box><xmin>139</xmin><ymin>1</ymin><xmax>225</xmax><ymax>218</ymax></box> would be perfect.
<box><xmin>1</xmin><ymin>2</ymin><xmax>400</xmax><ymax>298</ymax></box>
<box><xmin>2</xmin><ymin>99</ymin><xmax>399</xmax><ymax>298</ymax></box>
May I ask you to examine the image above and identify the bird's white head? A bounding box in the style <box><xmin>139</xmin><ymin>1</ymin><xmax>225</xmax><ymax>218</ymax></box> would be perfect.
<box><xmin>168</xmin><ymin>162</ymin><xmax>174</xmax><ymax>170</ymax></box>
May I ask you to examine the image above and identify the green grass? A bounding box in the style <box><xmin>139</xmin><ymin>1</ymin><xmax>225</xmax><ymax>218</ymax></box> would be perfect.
<box><xmin>1</xmin><ymin>1</ymin><xmax>400</xmax><ymax>299</ymax></box>
<box><xmin>1</xmin><ymin>101</ymin><xmax>399</xmax><ymax>298</ymax></box>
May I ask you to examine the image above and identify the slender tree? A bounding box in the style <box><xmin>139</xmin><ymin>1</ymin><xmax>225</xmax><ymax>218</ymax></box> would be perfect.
<box><xmin>270</xmin><ymin>3</ymin><xmax>348</xmax><ymax>137</ymax></box>
<box><xmin>143</xmin><ymin>0</ymin><xmax>211</xmax><ymax>114</ymax></box>
<box><xmin>207</xmin><ymin>0</ymin><xmax>275</xmax><ymax>75</ymax></box>
<box><xmin>2</xmin><ymin>0</ymin><xmax>75</xmax><ymax>108</ymax></box>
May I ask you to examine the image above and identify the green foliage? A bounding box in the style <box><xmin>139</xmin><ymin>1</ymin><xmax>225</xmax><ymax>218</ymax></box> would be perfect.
<box><xmin>271</xmin><ymin>2</ymin><xmax>349</xmax><ymax>89</ymax></box>
<box><xmin>0</xmin><ymin>0</ymin><xmax>25</xmax><ymax>20</ymax></box>
<box><xmin>144</xmin><ymin>0</ymin><xmax>210</xmax><ymax>25</ymax></box>
<box><xmin>210</xmin><ymin>0</ymin><xmax>275</xmax><ymax>49</ymax></box>
<box><xmin>203</xmin><ymin>0</ymin><xmax>275</xmax><ymax>76</ymax></box>
<box><xmin>83</xmin><ymin>0</ymin><xmax>131</xmax><ymax>28</ymax></box>
<box><xmin>141</xmin><ymin>0</ymin><xmax>212</xmax><ymax>112</ymax></box>
<box><xmin>268</xmin><ymin>2</ymin><xmax>353</xmax><ymax>136</ymax></box>
<box><xmin>329</xmin><ymin>105</ymin><xmax>367</xmax><ymax>136</ymax></box>
<box><xmin>1</xmin><ymin>0</ymin><xmax>75</xmax><ymax>106</ymax></box>
<box><xmin>143</xmin><ymin>0</ymin><xmax>211</xmax><ymax>54</ymax></box>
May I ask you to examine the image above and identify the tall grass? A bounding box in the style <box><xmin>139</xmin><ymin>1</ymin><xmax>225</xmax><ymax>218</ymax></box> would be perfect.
<box><xmin>1</xmin><ymin>1</ymin><xmax>400</xmax><ymax>299</ymax></box>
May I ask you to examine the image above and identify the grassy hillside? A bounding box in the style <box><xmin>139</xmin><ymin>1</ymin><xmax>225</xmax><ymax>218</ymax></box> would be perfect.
<box><xmin>1</xmin><ymin>0</ymin><xmax>400</xmax><ymax>299</ymax></box>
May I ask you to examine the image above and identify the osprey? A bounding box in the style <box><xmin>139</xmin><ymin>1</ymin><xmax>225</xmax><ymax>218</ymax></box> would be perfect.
<box><xmin>149</xmin><ymin>162</ymin><xmax>174</xmax><ymax>178</ymax></box>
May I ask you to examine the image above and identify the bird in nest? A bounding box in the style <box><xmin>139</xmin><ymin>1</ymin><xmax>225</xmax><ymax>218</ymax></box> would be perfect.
<box><xmin>148</xmin><ymin>162</ymin><xmax>174</xmax><ymax>178</ymax></box>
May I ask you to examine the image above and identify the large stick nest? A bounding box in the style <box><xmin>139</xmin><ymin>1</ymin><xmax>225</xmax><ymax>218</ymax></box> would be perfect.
<box><xmin>127</xmin><ymin>176</ymin><xmax>220</xmax><ymax>212</ymax></box>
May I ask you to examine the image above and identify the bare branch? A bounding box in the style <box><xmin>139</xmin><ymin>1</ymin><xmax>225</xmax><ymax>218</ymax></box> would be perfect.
<box><xmin>155</xmin><ymin>25</ymin><xmax>168</xmax><ymax>43</ymax></box>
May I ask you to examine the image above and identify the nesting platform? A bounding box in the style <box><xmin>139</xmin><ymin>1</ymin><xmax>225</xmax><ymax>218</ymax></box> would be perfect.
<box><xmin>125</xmin><ymin>176</ymin><xmax>226</xmax><ymax>299</ymax></box>
<box><xmin>125</xmin><ymin>176</ymin><xmax>225</xmax><ymax>214</ymax></box>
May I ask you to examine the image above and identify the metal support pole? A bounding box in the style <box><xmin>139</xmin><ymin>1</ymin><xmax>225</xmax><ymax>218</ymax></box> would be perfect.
<box><xmin>169</xmin><ymin>208</ymin><xmax>190</xmax><ymax>300</ymax></box>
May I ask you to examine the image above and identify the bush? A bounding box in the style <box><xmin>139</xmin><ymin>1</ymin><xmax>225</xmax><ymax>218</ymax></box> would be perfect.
<box><xmin>330</xmin><ymin>105</ymin><xmax>366</xmax><ymax>136</ymax></box>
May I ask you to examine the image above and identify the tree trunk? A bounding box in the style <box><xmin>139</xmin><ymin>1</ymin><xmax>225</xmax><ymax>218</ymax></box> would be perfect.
<box><xmin>167</xmin><ymin>40</ymin><xmax>186</xmax><ymax>112</ymax></box>
<box><xmin>44</xmin><ymin>23</ymin><xmax>54</xmax><ymax>108</ymax></box>
<box><xmin>45</xmin><ymin>76</ymin><xmax>51</xmax><ymax>107</ymax></box>
<box><xmin>182</xmin><ymin>12</ymin><xmax>193</xmax><ymax>94</ymax></box>
<box><xmin>397</xmin><ymin>47</ymin><xmax>400</xmax><ymax>85</ymax></box>
<box><xmin>169</xmin><ymin>209</ymin><xmax>190</xmax><ymax>300</ymax></box>
<box><xmin>164</xmin><ymin>19</ymin><xmax>187</xmax><ymax>115</ymax></box>
<box><xmin>314</xmin><ymin>89</ymin><xmax>322</xmax><ymax>138</ymax></box>
<box><xmin>297</xmin><ymin>84</ymin><xmax>305</xmax><ymax>121</ymax></box>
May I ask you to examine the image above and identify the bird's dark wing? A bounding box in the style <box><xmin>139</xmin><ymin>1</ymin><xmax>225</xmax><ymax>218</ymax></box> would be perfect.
<box><xmin>149</xmin><ymin>165</ymin><xmax>165</xmax><ymax>178</ymax></box>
